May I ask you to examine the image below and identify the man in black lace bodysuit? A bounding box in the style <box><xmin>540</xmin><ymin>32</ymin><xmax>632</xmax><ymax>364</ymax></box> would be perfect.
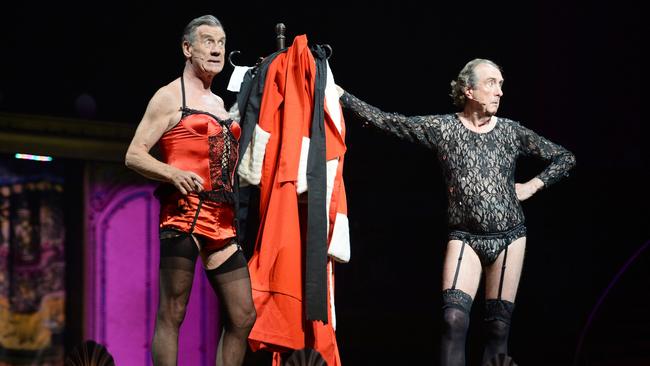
<box><xmin>337</xmin><ymin>59</ymin><xmax>575</xmax><ymax>366</ymax></box>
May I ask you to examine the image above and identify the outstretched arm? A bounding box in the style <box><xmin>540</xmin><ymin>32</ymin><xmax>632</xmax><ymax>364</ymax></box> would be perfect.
<box><xmin>125</xmin><ymin>87</ymin><xmax>204</xmax><ymax>195</ymax></box>
<box><xmin>337</xmin><ymin>87</ymin><xmax>441</xmax><ymax>150</ymax></box>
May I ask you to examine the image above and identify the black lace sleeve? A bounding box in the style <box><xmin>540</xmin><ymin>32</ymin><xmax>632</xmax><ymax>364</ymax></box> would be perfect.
<box><xmin>516</xmin><ymin>122</ymin><xmax>576</xmax><ymax>187</ymax></box>
<box><xmin>340</xmin><ymin>91</ymin><xmax>441</xmax><ymax>150</ymax></box>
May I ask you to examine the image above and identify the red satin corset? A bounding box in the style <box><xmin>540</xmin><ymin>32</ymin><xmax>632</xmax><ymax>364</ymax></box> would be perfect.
<box><xmin>159</xmin><ymin>111</ymin><xmax>241</xmax><ymax>191</ymax></box>
<box><xmin>157</xmin><ymin>110</ymin><xmax>241</xmax><ymax>250</ymax></box>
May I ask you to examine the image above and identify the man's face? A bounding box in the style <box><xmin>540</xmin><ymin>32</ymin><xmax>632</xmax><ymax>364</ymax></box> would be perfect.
<box><xmin>188</xmin><ymin>25</ymin><xmax>226</xmax><ymax>75</ymax></box>
<box><xmin>466</xmin><ymin>63</ymin><xmax>504</xmax><ymax>116</ymax></box>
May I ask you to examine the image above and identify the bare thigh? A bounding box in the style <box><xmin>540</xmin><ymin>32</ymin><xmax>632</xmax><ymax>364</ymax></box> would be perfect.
<box><xmin>191</xmin><ymin>235</ymin><xmax>239</xmax><ymax>271</ymax></box>
<box><xmin>484</xmin><ymin>237</ymin><xmax>526</xmax><ymax>302</ymax></box>
<box><xmin>442</xmin><ymin>240</ymin><xmax>483</xmax><ymax>299</ymax></box>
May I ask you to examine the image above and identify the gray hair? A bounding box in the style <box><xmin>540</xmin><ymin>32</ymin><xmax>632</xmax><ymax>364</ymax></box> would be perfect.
<box><xmin>182</xmin><ymin>15</ymin><xmax>223</xmax><ymax>46</ymax></box>
<box><xmin>449</xmin><ymin>58</ymin><xmax>502</xmax><ymax>108</ymax></box>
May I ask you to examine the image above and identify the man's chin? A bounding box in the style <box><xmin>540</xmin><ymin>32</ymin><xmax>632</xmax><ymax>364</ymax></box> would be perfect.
<box><xmin>201</xmin><ymin>64</ymin><xmax>223</xmax><ymax>75</ymax></box>
<box><xmin>209</xmin><ymin>67</ymin><xmax>223</xmax><ymax>74</ymax></box>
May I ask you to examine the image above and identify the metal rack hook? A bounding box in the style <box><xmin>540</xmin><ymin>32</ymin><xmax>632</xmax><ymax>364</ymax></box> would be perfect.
<box><xmin>228</xmin><ymin>50</ymin><xmax>242</xmax><ymax>67</ymax></box>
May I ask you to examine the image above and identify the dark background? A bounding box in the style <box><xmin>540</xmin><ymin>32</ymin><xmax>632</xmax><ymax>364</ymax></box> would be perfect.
<box><xmin>1</xmin><ymin>1</ymin><xmax>646</xmax><ymax>365</ymax></box>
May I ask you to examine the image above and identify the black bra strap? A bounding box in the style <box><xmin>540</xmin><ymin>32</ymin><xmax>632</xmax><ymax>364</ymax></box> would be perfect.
<box><xmin>180</xmin><ymin>75</ymin><xmax>187</xmax><ymax>109</ymax></box>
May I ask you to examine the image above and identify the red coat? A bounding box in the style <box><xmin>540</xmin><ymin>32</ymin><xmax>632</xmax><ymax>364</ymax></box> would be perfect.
<box><xmin>247</xmin><ymin>35</ymin><xmax>346</xmax><ymax>366</ymax></box>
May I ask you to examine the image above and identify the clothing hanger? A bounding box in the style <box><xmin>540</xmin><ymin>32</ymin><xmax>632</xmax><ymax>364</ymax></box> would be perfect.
<box><xmin>228</xmin><ymin>23</ymin><xmax>331</xmax><ymax>69</ymax></box>
<box><xmin>322</xmin><ymin>44</ymin><xmax>333</xmax><ymax>60</ymax></box>
<box><xmin>228</xmin><ymin>49</ymin><xmax>264</xmax><ymax>69</ymax></box>
<box><xmin>228</xmin><ymin>50</ymin><xmax>242</xmax><ymax>68</ymax></box>
<box><xmin>228</xmin><ymin>22</ymin><xmax>285</xmax><ymax>69</ymax></box>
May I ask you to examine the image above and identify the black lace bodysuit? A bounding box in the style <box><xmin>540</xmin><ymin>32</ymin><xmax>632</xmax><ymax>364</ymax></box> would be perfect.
<box><xmin>341</xmin><ymin>92</ymin><xmax>576</xmax><ymax>265</ymax></box>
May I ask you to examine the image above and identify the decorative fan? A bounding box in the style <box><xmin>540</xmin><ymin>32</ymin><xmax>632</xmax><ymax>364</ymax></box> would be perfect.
<box><xmin>65</xmin><ymin>340</ymin><xmax>115</xmax><ymax>366</ymax></box>
<box><xmin>484</xmin><ymin>353</ymin><xmax>518</xmax><ymax>366</ymax></box>
<box><xmin>284</xmin><ymin>348</ymin><xmax>327</xmax><ymax>366</ymax></box>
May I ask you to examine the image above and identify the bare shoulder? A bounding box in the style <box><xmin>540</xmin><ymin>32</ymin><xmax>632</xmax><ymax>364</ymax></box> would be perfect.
<box><xmin>138</xmin><ymin>78</ymin><xmax>183</xmax><ymax>131</ymax></box>
<box><xmin>150</xmin><ymin>79</ymin><xmax>181</xmax><ymax>110</ymax></box>
<box><xmin>208</xmin><ymin>92</ymin><xmax>230</xmax><ymax>120</ymax></box>
<box><xmin>212</xmin><ymin>92</ymin><xmax>226</xmax><ymax>107</ymax></box>
<box><xmin>149</xmin><ymin>80</ymin><xmax>183</xmax><ymax>118</ymax></box>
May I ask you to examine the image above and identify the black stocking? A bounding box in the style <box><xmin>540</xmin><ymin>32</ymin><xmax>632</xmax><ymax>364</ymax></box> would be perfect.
<box><xmin>205</xmin><ymin>249</ymin><xmax>256</xmax><ymax>366</ymax></box>
<box><xmin>482</xmin><ymin>299</ymin><xmax>515</xmax><ymax>365</ymax></box>
<box><xmin>152</xmin><ymin>232</ymin><xmax>198</xmax><ymax>366</ymax></box>
<box><xmin>441</xmin><ymin>288</ymin><xmax>473</xmax><ymax>366</ymax></box>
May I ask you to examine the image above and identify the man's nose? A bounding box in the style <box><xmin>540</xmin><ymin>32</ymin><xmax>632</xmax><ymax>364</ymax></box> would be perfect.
<box><xmin>211</xmin><ymin>43</ymin><xmax>224</xmax><ymax>54</ymax></box>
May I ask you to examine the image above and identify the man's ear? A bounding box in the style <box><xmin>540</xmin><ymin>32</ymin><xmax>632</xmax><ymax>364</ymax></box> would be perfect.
<box><xmin>182</xmin><ymin>41</ymin><xmax>192</xmax><ymax>58</ymax></box>
<box><xmin>465</xmin><ymin>87</ymin><xmax>474</xmax><ymax>101</ymax></box>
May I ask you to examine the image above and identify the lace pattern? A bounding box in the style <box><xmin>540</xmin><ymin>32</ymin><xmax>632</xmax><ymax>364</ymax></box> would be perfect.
<box><xmin>442</xmin><ymin>288</ymin><xmax>473</xmax><ymax>313</ymax></box>
<box><xmin>485</xmin><ymin>299</ymin><xmax>515</xmax><ymax>324</ymax></box>
<box><xmin>208</xmin><ymin>120</ymin><xmax>239</xmax><ymax>204</ymax></box>
<box><xmin>449</xmin><ymin>224</ymin><xmax>527</xmax><ymax>265</ymax></box>
<box><xmin>340</xmin><ymin>91</ymin><xmax>576</xmax><ymax>234</ymax></box>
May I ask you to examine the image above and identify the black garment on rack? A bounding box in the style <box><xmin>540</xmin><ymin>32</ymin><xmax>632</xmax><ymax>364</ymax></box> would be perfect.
<box><xmin>234</xmin><ymin>49</ymin><xmax>286</xmax><ymax>258</ymax></box>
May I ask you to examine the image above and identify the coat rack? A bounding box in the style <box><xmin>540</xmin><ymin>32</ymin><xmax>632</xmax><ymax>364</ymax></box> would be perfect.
<box><xmin>228</xmin><ymin>23</ymin><xmax>331</xmax><ymax>68</ymax></box>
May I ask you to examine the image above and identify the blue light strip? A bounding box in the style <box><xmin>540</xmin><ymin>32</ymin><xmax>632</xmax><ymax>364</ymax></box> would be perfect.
<box><xmin>14</xmin><ymin>153</ymin><xmax>53</xmax><ymax>162</ymax></box>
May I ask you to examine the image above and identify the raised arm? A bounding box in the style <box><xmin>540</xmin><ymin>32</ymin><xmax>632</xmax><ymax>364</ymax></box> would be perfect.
<box><xmin>339</xmin><ymin>90</ymin><xmax>441</xmax><ymax>150</ymax></box>
<box><xmin>125</xmin><ymin>87</ymin><xmax>204</xmax><ymax>195</ymax></box>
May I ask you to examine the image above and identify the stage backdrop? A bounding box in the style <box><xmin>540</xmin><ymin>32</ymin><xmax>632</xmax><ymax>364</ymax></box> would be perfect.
<box><xmin>83</xmin><ymin>162</ymin><xmax>220</xmax><ymax>365</ymax></box>
<box><xmin>0</xmin><ymin>164</ymin><xmax>65</xmax><ymax>365</ymax></box>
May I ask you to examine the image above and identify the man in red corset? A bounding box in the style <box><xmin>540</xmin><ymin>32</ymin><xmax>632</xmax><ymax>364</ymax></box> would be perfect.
<box><xmin>125</xmin><ymin>14</ymin><xmax>255</xmax><ymax>366</ymax></box>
